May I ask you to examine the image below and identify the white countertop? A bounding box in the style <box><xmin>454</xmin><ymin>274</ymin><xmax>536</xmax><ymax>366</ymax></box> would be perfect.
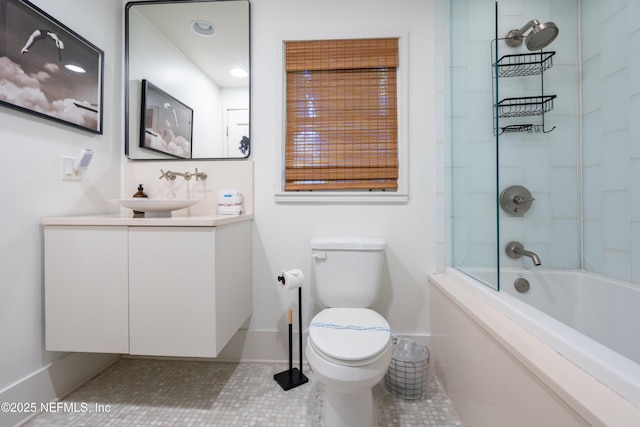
<box><xmin>43</xmin><ymin>213</ymin><xmax>253</xmax><ymax>227</ymax></box>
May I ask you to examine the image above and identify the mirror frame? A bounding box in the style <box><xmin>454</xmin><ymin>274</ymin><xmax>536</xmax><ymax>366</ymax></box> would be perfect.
<box><xmin>124</xmin><ymin>0</ymin><xmax>251</xmax><ymax>160</ymax></box>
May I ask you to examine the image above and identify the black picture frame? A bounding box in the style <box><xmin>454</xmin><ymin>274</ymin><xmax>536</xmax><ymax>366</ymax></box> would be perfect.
<box><xmin>0</xmin><ymin>0</ymin><xmax>104</xmax><ymax>134</ymax></box>
<box><xmin>140</xmin><ymin>79</ymin><xmax>193</xmax><ymax>159</ymax></box>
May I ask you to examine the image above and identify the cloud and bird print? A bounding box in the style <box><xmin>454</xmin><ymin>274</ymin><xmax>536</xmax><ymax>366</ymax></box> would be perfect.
<box><xmin>0</xmin><ymin>0</ymin><xmax>103</xmax><ymax>133</ymax></box>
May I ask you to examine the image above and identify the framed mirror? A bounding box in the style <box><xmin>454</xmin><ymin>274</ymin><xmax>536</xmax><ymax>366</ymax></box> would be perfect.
<box><xmin>125</xmin><ymin>0</ymin><xmax>250</xmax><ymax>160</ymax></box>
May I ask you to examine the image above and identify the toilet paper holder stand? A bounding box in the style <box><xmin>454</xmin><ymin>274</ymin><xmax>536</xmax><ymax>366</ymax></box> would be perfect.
<box><xmin>274</xmin><ymin>280</ymin><xmax>309</xmax><ymax>391</ymax></box>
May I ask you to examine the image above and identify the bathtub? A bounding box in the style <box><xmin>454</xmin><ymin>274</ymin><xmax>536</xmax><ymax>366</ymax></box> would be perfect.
<box><xmin>429</xmin><ymin>268</ymin><xmax>640</xmax><ymax>426</ymax></box>
<box><xmin>500</xmin><ymin>269</ymin><xmax>640</xmax><ymax>400</ymax></box>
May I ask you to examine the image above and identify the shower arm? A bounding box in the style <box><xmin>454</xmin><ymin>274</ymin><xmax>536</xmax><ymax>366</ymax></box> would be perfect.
<box><xmin>505</xmin><ymin>19</ymin><xmax>540</xmax><ymax>46</ymax></box>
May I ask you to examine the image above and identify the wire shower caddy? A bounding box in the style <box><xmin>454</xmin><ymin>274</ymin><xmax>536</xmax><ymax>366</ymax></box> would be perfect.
<box><xmin>492</xmin><ymin>46</ymin><xmax>557</xmax><ymax>135</ymax></box>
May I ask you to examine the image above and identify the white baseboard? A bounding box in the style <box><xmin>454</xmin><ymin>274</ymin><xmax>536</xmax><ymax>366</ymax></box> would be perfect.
<box><xmin>2</xmin><ymin>352</ymin><xmax>119</xmax><ymax>427</ymax></box>
<box><xmin>217</xmin><ymin>329</ymin><xmax>302</xmax><ymax>362</ymax></box>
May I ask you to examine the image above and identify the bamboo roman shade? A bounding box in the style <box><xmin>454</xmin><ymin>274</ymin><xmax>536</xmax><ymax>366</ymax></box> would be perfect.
<box><xmin>284</xmin><ymin>38</ymin><xmax>399</xmax><ymax>191</ymax></box>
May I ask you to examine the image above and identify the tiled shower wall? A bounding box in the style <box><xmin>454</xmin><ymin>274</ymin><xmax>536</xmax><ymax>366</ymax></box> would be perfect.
<box><xmin>448</xmin><ymin>0</ymin><xmax>581</xmax><ymax>285</ymax></box>
<box><xmin>442</xmin><ymin>0</ymin><xmax>640</xmax><ymax>286</ymax></box>
<box><xmin>581</xmin><ymin>0</ymin><xmax>640</xmax><ymax>283</ymax></box>
<box><xmin>447</xmin><ymin>0</ymin><xmax>640</xmax><ymax>285</ymax></box>
<box><xmin>497</xmin><ymin>0</ymin><xmax>580</xmax><ymax>271</ymax></box>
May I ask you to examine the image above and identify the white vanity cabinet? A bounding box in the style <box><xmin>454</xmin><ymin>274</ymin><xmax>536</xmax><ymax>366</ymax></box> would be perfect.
<box><xmin>44</xmin><ymin>226</ymin><xmax>129</xmax><ymax>353</ymax></box>
<box><xmin>44</xmin><ymin>216</ymin><xmax>252</xmax><ymax>358</ymax></box>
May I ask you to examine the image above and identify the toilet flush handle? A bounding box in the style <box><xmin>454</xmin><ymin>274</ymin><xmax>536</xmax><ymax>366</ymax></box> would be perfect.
<box><xmin>312</xmin><ymin>252</ymin><xmax>327</xmax><ymax>260</ymax></box>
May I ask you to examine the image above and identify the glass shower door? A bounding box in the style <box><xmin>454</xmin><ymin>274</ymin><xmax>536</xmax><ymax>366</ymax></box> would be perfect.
<box><xmin>450</xmin><ymin>0</ymin><xmax>500</xmax><ymax>290</ymax></box>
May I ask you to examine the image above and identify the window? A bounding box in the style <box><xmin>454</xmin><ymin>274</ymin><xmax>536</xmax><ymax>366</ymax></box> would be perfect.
<box><xmin>284</xmin><ymin>38</ymin><xmax>399</xmax><ymax>192</ymax></box>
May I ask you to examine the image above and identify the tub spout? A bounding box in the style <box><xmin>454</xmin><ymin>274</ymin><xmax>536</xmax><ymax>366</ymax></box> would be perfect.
<box><xmin>505</xmin><ymin>241</ymin><xmax>542</xmax><ymax>266</ymax></box>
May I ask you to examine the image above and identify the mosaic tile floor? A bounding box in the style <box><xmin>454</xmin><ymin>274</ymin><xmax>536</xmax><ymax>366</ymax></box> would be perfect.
<box><xmin>25</xmin><ymin>358</ymin><xmax>462</xmax><ymax>426</ymax></box>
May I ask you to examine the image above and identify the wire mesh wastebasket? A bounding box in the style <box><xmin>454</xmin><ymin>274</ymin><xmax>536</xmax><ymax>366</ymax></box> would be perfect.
<box><xmin>384</xmin><ymin>337</ymin><xmax>432</xmax><ymax>400</ymax></box>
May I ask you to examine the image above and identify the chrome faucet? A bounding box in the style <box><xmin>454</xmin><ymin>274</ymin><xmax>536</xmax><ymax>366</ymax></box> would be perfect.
<box><xmin>505</xmin><ymin>241</ymin><xmax>542</xmax><ymax>266</ymax></box>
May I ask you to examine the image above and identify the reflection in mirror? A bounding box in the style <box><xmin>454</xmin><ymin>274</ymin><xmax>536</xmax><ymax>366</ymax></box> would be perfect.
<box><xmin>141</xmin><ymin>80</ymin><xmax>194</xmax><ymax>159</ymax></box>
<box><xmin>125</xmin><ymin>0</ymin><xmax>250</xmax><ymax>160</ymax></box>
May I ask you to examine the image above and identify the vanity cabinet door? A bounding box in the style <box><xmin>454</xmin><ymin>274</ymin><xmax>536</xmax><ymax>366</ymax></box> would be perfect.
<box><xmin>128</xmin><ymin>227</ymin><xmax>217</xmax><ymax>357</ymax></box>
<box><xmin>44</xmin><ymin>226</ymin><xmax>129</xmax><ymax>353</ymax></box>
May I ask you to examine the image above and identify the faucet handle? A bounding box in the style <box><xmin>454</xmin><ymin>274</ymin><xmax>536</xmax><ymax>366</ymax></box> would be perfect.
<box><xmin>513</xmin><ymin>195</ymin><xmax>535</xmax><ymax>204</ymax></box>
<box><xmin>195</xmin><ymin>168</ymin><xmax>207</xmax><ymax>181</ymax></box>
<box><xmin>159</xmin><ymin>169</ymin><xmax>176</xmax><ymax>180</ymax></box>
<box><xmin>500</xmin><ymin>185</ymin><xmax>534</xmax><ymax>216</ymax></box>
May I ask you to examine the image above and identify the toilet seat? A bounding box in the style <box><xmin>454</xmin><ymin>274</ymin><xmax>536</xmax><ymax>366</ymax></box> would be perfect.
<box><xmin>309</xmin><ymin>308</ymin><xmax>391</xmax><ymax>366</ymax></box>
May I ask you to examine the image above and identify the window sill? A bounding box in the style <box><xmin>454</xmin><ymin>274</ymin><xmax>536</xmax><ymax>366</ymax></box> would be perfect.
<box><xmin>274</xmin><ymin>191</ymin><xmax>409</xmax><ymax>204</ymax></box>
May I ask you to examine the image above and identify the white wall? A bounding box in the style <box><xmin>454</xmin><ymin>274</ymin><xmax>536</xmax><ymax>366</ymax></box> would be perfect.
<box><xmin>0</xmin><ymin>0</ymin><xmax>123</xmax><ymax>423</ymax></box>
<box><xmin>249</xmin><ymin>0</ymin><xmax>436</xmax><ymax>336</ymax></box>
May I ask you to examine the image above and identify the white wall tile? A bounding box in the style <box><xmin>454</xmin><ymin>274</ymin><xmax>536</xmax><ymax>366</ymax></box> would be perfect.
<box><xmin>601</xmin><ymin>69</ymin><xmax>629</xmax><ymax>134</ymax></box>
<box><xmin>603</xmin><ymin>248</ymin><xmax>631</xmax><ymax>281</ymax></box>
<box><xmin>629</xmin><ymin>95</ymin><xmax>640</xmax><ymax>158</ymax></box>
<box><xmin>580</xmin><ymin>0</ymin><xmax>600</xmax><ymax>61</ymax></box>
<box><xmin>628</xmin><ymin>31</ymin><xmax>640</xmax><ymax>95</ymax></box>
<box><xmin>582</xmin><ymin>110</ymin><xmax>602</xmax><ymax>166</ymax></box>
<box><xmin>583</xmin><ymin>219</ymin><xmax>603</xmax><ymax>272</ymax></box>
<box><xmin>524</xmin><ymin>142</ymin><xmax>551</xmax><ymax>192</ymax></box>
<box><xmin>551</xmin><ymin>218</ymin><xmax>580</xmax><ymax>268</ymax></box>
<box><xmin>631</xmin><ymin>159</ymin><xmax>640</xmax><ymax>221</ymax></box>
<box><xmin>582</xmin><ymin>165</ymin><xmax>602</xmax><ymax>219</ymax></box>
<box><xmin>550</xmin><ymin>118</ymin><xmax>579</xmax><ymax>166</ymax></box>
<box><xmin>601</xmin><ymin>10</ymin><xmax>628</xmax><ymax>76</ymax></box>
<box><xmin>601</xmin><ymin>130</ymin><xmax>629</xmax><ymax>191</ymax></box>
<box><xmin>550</xmin><ymin>167</ymin><xmax>578</xmax><ymax>218</ymax></box>
<box><xmin>630</xmin><ymin>2</ymin><xmax>640</xmax><ymax>33</ymax></box>
<box><xmin>602</xmin><ymin>190</ymin><xmax>630</xmax><ymax>251</ymax></box>
<box><xmin>581</xmin><ymin>56</ymin><xmax>601</xmax><ymax>114</ymax></box>
<box><xmin>600</xmin><ymin>0</ymin><xmax>627</xmax><ymax>21</ymax></box>
<box><xmin>632</xmin><ymin>222</ymin><xmax>640</xmax><ymax>282</ymax></box>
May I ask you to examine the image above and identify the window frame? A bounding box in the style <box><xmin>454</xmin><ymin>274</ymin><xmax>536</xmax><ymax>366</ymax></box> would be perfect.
<box><xmin>274</xmin><ymin>32</ymin><xmax>409</xmax><ymax>204</ymax></box>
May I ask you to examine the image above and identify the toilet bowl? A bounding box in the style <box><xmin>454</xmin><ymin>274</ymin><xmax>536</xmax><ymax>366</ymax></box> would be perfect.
<box><xmin>307</xmin><ymin>308</ymin><xmax>392</xmax><ymax>427</ymax></box>
<box><xmin>308</xmin><ymin>236</ymin><xmax>390</xmax><ymax>427</ymax></box>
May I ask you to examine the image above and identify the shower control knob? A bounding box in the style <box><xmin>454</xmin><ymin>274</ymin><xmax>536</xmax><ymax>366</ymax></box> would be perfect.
<box><xmin>500</xmin><ymin>185</ymin><xmax>534</xmax><ymax>216</ymax></box>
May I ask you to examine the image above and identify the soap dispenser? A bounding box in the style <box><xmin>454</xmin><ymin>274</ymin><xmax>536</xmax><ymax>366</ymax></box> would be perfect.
<box><xmin>132</xmin><ymin>184</ymin><xmax>148</xmax><ymax>215</ymax></box>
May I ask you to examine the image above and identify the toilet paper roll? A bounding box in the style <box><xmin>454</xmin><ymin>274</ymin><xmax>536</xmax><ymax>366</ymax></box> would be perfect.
<box><xmin>278</xmin><ymin>268</ymin><xmax>304</xmax><ymax>291</ymax></box>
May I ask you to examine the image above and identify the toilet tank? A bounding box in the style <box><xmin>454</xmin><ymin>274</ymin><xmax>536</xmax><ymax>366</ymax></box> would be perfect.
<box><xmin>310</xmin><ymin>236</ymin><xmax>386</xmax><ymax>308</ymax></box>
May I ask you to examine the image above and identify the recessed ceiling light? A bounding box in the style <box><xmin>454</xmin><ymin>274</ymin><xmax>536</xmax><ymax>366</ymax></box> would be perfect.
<box><xmin>190</xmin><ymin>20</ymin><xmax>216</xmax><ymax>37</ymax></box>
<box><xmin>64</xmin><ymin>64</ymin><xmax>86</xmax><ymax>73</ymax></box>
<box><xmin>230</xmin><ymin>68</ymin><xmax>248</xmax><ymax>78</ymax></box>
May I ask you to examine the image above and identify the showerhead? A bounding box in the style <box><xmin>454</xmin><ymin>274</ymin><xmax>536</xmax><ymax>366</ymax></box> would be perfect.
<box><xmin>505</xmin><ymin>19</ymin><xmax>559</xmax><ymax>51</ymax></box>
<box><xmin>525</xmin><ymin>22</ymin><xmax>559</xmax><ymax>50</ymax></box>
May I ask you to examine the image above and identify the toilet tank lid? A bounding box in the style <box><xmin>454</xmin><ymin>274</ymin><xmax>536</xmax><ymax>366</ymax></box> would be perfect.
<box><xmin>311</xmin><ymin>236</ymin><xmax>386</xmax><ymax>250</ymax></box>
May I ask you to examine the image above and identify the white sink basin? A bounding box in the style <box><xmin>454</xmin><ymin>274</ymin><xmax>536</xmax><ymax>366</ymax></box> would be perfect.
<box><xmin>109</xmin><ymin>199</ymin><xmax>202</xmax><ymax>217</ymax></box>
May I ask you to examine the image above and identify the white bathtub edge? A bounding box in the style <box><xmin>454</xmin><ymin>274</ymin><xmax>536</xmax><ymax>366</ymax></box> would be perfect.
<box><xmin>429</xmin><ymin>270</ymin><xmax>640</xmax><ymax>427</ymax></box>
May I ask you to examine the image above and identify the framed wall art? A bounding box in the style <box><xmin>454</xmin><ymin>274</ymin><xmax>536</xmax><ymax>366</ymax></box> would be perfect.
<box><xmin>140</xmin><ymin>79</ymin><xmax>193</xmax><ymax>159</ymax></box>
<box><xmin>0</xmin><ymin>0</ymin><xmax>104</xmax><ymax>133</ymax></box>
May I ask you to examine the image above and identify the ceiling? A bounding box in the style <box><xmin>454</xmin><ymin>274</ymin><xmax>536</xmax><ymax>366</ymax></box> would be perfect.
<box><xmin>133</xmin><ymin>1</ymin><xmax>249</xmax><ymax>88</ymax></box>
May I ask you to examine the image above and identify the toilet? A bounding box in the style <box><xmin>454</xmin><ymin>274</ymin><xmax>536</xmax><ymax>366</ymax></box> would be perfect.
<box><xmin>307</xmin><ymin>236</ymin><xmax>391</xmax><ymax>427</ymax></box>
